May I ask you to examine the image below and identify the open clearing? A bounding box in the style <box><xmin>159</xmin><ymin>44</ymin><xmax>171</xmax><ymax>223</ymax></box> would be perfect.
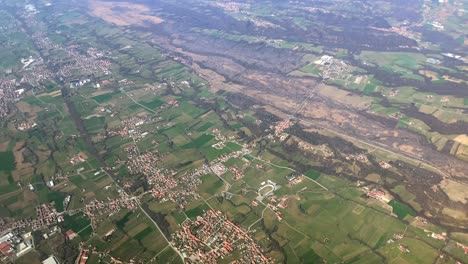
<box><xmin>439</xmin><ymin>179</ymin><xmax>468</xmax><ymax>204</ymax></box>
<box><xmin>315</xmin><ymin>85</ymin><xmax>373</xmax><ymax>110</ymax></box>
<box><xmin>88</xmin><ymin>0</ymin><xmax>164</xmax><ymax>26</ymax></box>
<box><xmin>454</xmin><ymin>134</ymin><xmax>468</xmax><ymax>145</ymax></box>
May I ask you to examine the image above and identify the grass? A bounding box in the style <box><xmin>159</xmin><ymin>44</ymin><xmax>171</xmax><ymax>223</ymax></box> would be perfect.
<box><xmin>201</xmin><ymin>146</ymin><xmax>231</xmax><ymax>161</ymax></box>
<box><xmin>0</xmin><ymin>182</ymin><xmax>19</xmax><ymax>194</ymax></box>
<box><xmin>243</xmin><ymin>154</ymin><xmax>254</xmax><ymax>161</ymax></box>
<box><xmin>79</xmin><ymin>225</ymin><xmax>93</xmax><ymax>240</ymax></box>
<box><xmin>112</xmin><ymin>239</ymin><xmax>142</xmax><ymax>261</ymax></box>
<box><xmin>116</xmin><ymin>211</ymin><xmax>132</xmax><ymax>229</ymax></box>
<box><xmin>359</xmin><ymin>51</ymin><xmax>425</xmax><ymax>70</ymax></box>
<box><xmin>162</xmin><ymin>124</ymin><xmax>186</xmax><ymax>139</ymax></box>
<box><xmin>273</xmin><ymin>182</ymin><xmax>412</xmax><ymax>260</ymax></box>
<box><xmin>391</xmin><ymin>185</ymin><xmax>422</xmax><ymax>212</ymax></box>
<box><xmin>363</xmin><ymin>84</ymin><xmax>376</xmax><ymax>95</ymax></box>
<box><xmin>141</xmin><ymin>98</ymin><xmax>165</xmax><ymax>109</ymax></box>
<box><xmin>304</xmin><ymin>169</ymin><xmax>320</xmax><ymax>180</ymax></box>
<box><xmin>0</xmin><ymin>171</ymin><xmax>14</xmax><ymax>185</ymax></box>
<box><xmin>153</xmin><ymin>247</ymin><xmax>183</xmax><ymax>263</ymax></box>
<box><xmin>63</xmin><ymin>212</ymin><xmax>91</xmax><ymax>232</ymax></box>
<box><xmin>196</xmin><ymin>122</ymin><xmax>214</xmax><ymax>132</ymax></box>
<box><xmin>178</xmin><ymin>101</ymin><xmax>205</xmax><ymax>118</ymax></box>
<box><xmin>226</xmin><ymin>142</ymin><xmax>243</xmax><ymax>151</ymax></box>
<box><xmin>182</xmin><ymin>134</ymin><xmax>214</xmax><ymax>149</ymax></box>
<box><xmin>0</xmin><ymin>151</ymin><xmax>15</xmax><ymax>171</ymax></box>
<box><xmin>83</xmin><ymin>116</ymin><xmax>105</xmax><ymax>132</ymax></box>
<box><xmin>198</xmin><ymin>174</ymin><xmax>224</xmax><ymax>198</ymax></box>
<box><xmin>398</xmin><ymin>115</ymin><xmax>411</xmax><ymax>129</ymax></box>
<box><xmin>47</xmin><ymin>191</ymin><xmax>65</xmax><ymax>212</ymax></box>
<box><xmin>92</xmin><ymin>91</ymin><xmax>120</xmax><ymax>103</ymax></box>
<box><xmin>134</xmin><ymin>226</ymin><xmax>153</xmax><ymax>240</ymax></box>
<box><xmin>6</xmin><ymin>9</ymin><xmax>457</xmax><ymax>263</ymax></box>
<box><xmin>374</xmin><ymin>234</ymin><xmax>387</xmax><ymax>249</ymax></box>
<box><xmin>298</xmin><ymin>64</ymin><xmax>321</xmax><ymax>76</ymax></box>
<box><xmin>387</xmin><ymin>200</ymin><xmax>415</xmax><ymax>220</ymax></box>
<box><xmin>185</xmin><ymin>203</ymin><xmax>211</xmax><ymax>218</ymax></box>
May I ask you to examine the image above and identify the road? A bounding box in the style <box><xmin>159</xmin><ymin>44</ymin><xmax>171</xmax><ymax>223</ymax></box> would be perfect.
<box><xmin>296</xmin><ymin>117</ymin><xmax>450</xmax><ymax>178</ymax></box>
<box><xmin>120</xmin><ymin>87</ymin><xmax>158</xmax><ymax>114</ymax></box>
<box><xmin>100</xmin><ymin>169</ymin><xmax>185</xmax><ymax>263</ymax></box>
<box><xmin>64</xmin><ymin>89</ymin><xmax>185</xmax><ymax>263</ymax></box>
<box><xmin>139</xmin><ymin>203</ymin><xmax>185</xmax><ymax>263</ymax></box>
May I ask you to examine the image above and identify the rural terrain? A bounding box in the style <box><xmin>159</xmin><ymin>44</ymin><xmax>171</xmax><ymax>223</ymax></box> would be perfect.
<box><xmin>0</xmin><ymin>0</ymin><xmax>467</xmax><ymax>263</ymax></box>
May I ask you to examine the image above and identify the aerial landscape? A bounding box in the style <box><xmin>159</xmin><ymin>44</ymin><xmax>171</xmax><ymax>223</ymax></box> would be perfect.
<box><xmin>0</xmin><ymin>0</ymin><xmax>467</xmax><ymax>263</ymax></box>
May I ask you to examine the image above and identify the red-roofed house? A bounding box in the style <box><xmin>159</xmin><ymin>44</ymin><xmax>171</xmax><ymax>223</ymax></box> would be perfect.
<box><xmin>0</xmin><ymin>242</ymin><xmax>13</xmax><ymax>256</ymax></box>
<box><xmin>66</xmin><ymin>229</ymin><xmax>78</xmax><ymax>240</ymax></box>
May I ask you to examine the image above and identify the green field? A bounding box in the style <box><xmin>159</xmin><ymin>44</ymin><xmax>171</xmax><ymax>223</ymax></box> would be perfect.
<box><xmin>196</xmin><ymin>121</ymin><xmax>214</xmax><ymax>132</ymax></box>
<box><xmin>141</xmin><ymin>98</ymin><xmax>165</xmax><ymax>109</ymax></box>
<box><xmin>243</xmin><ymin>154</ymin><xmax>254</xmax><ymax>161</ymax></box>
<box><xmin>0</xmin><ymin>151</ymin><xmax>15</xmax><ymax>171</ymax></box>
<box><xmin>226</xmin><ymin>142</ymin><xmax>243</xmax><ymax>151</ymax></box>
<box><xmin>358</xmin><ymin>52</ymin><xmax>426</xmax><ymax>70</ymax></box>
<box><xmin>198</xmin><ymin>174</ymin><xmax>224</xmax><ymax>198</ymax></box>
<box><xmin>201</xmin><ymin>146</ymin><xmax>231</xmax><ymax>161</ymax></box>
<box><xmin>297</xmin><ymin>63</ymin><xmax>321</xmax><ymax>76</ymax></box>
<box><xmin>5</xmin><ymin>1</ymin><xmax>467</xmax><ymax>263</ymax></box>
<box><xmin>83</xmin><ymin>116</ymin><xmax>105</xmax><ymax>132</ymax></box>
<box><xmin>79</xmin><ymin>225</ymin><xmax>93</xmax><ymax>241</ymax></box>
<box><xmin>182</xmin><ymin>134</ymin><xmax>214</xmax><ymax>149</ymax></box>
<box><xmin>304</xmin><ymin>169</ymin><xmax>320</xmax><ymax>180</ymax></box>
<box><xmin>388</xmin><ymin>200</ymin><xmax>416</xmax><ymax>220</ymax></box>
<box><xmin>134</xmin><ymin>226</ymin><xmax>153</xmax><ymax>240</ymax></box>
<box><xmin>116</xmin><ymin>211</ymin><xmax>132</xmax><ymax>229</ymax></box>
<box><xmin>363</xmin><ymin>83</ymin><xmax>376</xmax><ymax>95</ymax></box>
<box><xmin>185</xmin><ymin>203</ymin><xmax>211</xmax><ymax>218</ymax></box>
<box><xmin>47</xmin><ymin>192</ymin><xmax>65</xmax><ymax>212</ymax></box>
<box><xmin>153</xmin><ymin>246</ymin><xmax>184</xmax><ymax>264</ymax></box>
<box><xmin>63</xmin><ymin>212</ymin><xmax>91</xmax><ymax>232</ymax></box>
<box><xmin>92</xmin><ymin>91</ymin><xmax>120</xmax><ymax>103</ymax></box>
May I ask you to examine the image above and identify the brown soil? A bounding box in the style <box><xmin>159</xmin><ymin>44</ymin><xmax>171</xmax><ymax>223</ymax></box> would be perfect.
<box><xmin>0</xmin><ymin>141</ymin><xmax>9</xmax><ymax>152</ymax></box>
<box><xmin>439</xmin><ymin>179</ymin><xmax>468</xmax><ymax>204</ymax></box>
<box><xmin>88</xmin><ymin>0</ymin><xmax>164</xmax><ymax>27</ymax></box>
<box><xmin>15</xmin><ymin>101</ymin><xmax>41</xmax><ymax>123</ymax></box>
<box><xmin>11</xmin><ymin>142</ymin><xmax>34</xmax><ymax>181</ymax></box>
<box><xmin>23</xmin><ymin>189</ymin><xmax>38</xmax><ymax>202</ymax></box>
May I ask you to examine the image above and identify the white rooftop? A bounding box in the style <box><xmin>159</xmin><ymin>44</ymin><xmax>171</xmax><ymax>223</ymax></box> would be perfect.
<box><xmin>42</xmin><ymin>256</ymin><xmax>59</xmax><ymax>264</ymax></box>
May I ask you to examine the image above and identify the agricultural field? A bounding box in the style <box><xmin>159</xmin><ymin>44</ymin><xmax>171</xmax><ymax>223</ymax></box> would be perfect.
<box><xmin>0</xmin><ymin>0</ymin><xmax>466</xmax><ymax>263</ymax></box>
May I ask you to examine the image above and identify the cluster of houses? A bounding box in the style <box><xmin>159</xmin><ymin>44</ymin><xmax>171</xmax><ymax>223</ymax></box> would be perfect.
<box><xmin>124</xmin><ymin>143</ymin><xmax>203</xmax><ymax>209</ymax></box>
<box><xmin>109</xmin><ymin>115</ymin><xmax>156</xmax><ymax>142</ymax></box>
<box><xmin>173</xmin><ymin>210</ymin><xmax>271</xmax><ymax>264</ymax></box>
<box><xmin>0</xmin><ymin>79</ymin><xmax>24</xmax><ymax>118</ymax></box>
<box><xmin>84</xmin><ymin>195</ymin><xmax>139</xmax><ymax>218</ymax></box>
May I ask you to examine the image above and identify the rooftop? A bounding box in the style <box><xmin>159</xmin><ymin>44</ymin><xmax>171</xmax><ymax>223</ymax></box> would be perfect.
<box><xmin>42</xmin><ymin>255</ymin><xmax>59</xmax><ymax>264</ymax></box>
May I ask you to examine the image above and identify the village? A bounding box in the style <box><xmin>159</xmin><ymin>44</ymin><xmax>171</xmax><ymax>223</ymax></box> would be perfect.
<box><xmin>0</xmin><ymin>0</ymin><xmax>467</xmax><ymax>263</ymax></box>
<box><xmin>0</xmin><ymin>79</ymin><xmax>25</xmax><ymax>118</ymax></box>
<box><xmin>0</xmin><ymin>3</ymin><xmax>113</xmax><ymax>121</ymax></box>
<box><xmin>172</xmin><ymin>210</ymin><xmax>271</xmax><ymax>264</ymax></box>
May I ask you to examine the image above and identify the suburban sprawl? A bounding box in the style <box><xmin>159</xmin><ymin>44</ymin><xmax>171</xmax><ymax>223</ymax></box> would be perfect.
<box><xmin>0</xmin><ymin>0</ymin><xmax>467</xmax><ymax>264</ymax></box>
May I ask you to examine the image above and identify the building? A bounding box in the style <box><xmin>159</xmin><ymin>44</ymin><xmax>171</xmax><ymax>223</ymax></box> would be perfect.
<box><xmin>42</xmin><ymin>255</ymin><xmax>60</xmax><ymax>264</ymax></box>
<box><xmin>77</xmin><ymin>249</ymin><xmax>89</xmax><ymax>264</ymax></box>
<box><xmin>0</xmin><ymin>231</ymin><xmax>34</xmax><ymax>261</ymax></box>
<box><xmin>0</xmin><ymin>242</ymin><xmax>13</xmax><ymax>256</ymax></box>
<box><xmin>65</xmin><ymin>230</ymin><xmax>77</xmax><ymax>240</ymax></box>
<box><xmin>15</xmin><ymin>241</ymin><xmax>32</xmax><ymax>257</ymax></box>
<box><xmin>46</xmin><ymin>180</ymin><xmax>55</xmax><ymax>188</ymax></box>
